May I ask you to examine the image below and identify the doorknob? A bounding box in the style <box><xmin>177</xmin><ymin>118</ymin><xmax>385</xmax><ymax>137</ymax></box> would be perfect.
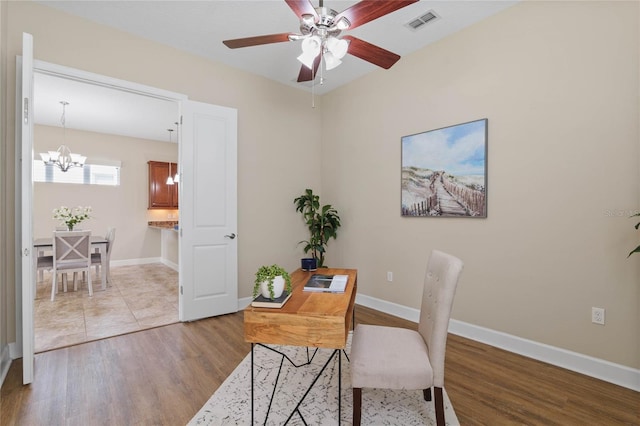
<box><xmin>225</xmin><ymin>233</ymin><xmax>236</xmax><ymax>239</ymax></box>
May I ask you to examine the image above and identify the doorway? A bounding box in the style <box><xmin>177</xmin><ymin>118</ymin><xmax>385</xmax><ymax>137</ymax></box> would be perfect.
<box><xmin>19</xmin><ymin>40</ymin><xmax>239</xmax><ymax>384</ymax></box>
<box><xmin>32</xmin><ymin>69</ymin><xmax>181</xmax><ymax>352</ymax></box>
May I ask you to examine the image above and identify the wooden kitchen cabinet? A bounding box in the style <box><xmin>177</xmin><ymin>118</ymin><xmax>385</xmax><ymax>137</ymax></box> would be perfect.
<box><xmin>148</xmin><ymin>161</ymin><xmax>178</xmax><ymax>209</ymax></box>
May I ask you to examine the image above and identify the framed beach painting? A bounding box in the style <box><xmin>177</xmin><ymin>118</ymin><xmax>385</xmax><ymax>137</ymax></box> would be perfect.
<box><xmin>401</xmin><ymin>119</ymin><xmax>488</xmax><ymax>218</ymax></box>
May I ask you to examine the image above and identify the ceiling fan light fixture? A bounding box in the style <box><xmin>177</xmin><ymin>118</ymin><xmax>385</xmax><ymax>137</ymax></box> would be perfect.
<box><xmin>326</xmin><ymin>36</ymin><xmax>348</xmax><ymax>59</ymax></box>
<box><xmin>297</xmin><ymin>51</ymin><xmax>317</xmax><ymax>69</ymax></box>
<box><xmin>324</xmin><ymin>51</ymin><xmax>342</xmax><ymax>70</ymax></box>
<box><xmin>301</xmin><ymin>13</ymin><xmax>316</xmax><ymax>27</ymax></box>
<box><xmin>301</xmin><ymin>35</ymin><xmax>321</xmax><ymax>54</ymax></box>
<box><xmin>335</xmin><ymin>16</ymin><xmax>350</xmax><ymax>30</ymax></box>
<box><xmin>298</xmin><ymin>35</ymin><xmax>321</xmax><ymax>68</ymax></box>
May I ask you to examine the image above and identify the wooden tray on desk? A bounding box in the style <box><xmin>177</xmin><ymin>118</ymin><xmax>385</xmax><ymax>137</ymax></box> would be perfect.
<box><xmin>244</xmin><ymin>268</ymin><xmax>357</xmax><ymax>349</ymax></box>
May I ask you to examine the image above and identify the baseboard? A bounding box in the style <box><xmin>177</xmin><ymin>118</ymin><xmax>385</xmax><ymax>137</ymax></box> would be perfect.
<box><xmin>160</xmin><ymin>259</ymin><xmax>178</xmax><ymax>272</ymax></box>
<box><xmin>0</xmin><ymin>343</ymin><xmax>11</xmax><ymax>388</ymax></box>
<box><xmin>355</xmin><ymin>293</ymin><xmax>640</xmax><ymax>392</ymax></box>
<box><xmin>110</xmin><ymin>257</ymin><xmax>162</xmax><ymax>267</ymax></box>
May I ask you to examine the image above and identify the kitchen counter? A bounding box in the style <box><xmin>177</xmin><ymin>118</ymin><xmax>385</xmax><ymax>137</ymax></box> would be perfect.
<box><xmin>148</xmin><ymin>220</ymin><xmax>178</xmax><ymax>230</ymax></box>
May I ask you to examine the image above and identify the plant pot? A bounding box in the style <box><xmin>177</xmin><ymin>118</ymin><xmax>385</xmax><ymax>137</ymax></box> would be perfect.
<box><xmin>301</xmin><ymin>258</ymin><xmax>317</xmax><ymax>271</ymax></box>
<box><xmin>260</xmin><ymin>275</ymin><xmax>285</xmax><ymax>299</ymax></box>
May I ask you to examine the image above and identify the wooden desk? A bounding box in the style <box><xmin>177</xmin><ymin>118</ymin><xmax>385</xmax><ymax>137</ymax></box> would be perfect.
<box><xmin>244</xmin><ymin>268</ymin><xmax>357</xmax><ymax>425</ymax></box>
<box><xmin>244</xmin><ymin>268</ymin><xmax>357</xmax><ymax>348</ymax></box>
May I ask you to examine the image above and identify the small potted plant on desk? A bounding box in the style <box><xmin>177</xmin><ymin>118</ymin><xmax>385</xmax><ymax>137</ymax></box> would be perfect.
<box><xmin>294</xmin><ymin>188</ymin><xmax>341</xmax><ymax>270</ymax></box>
<box><xmin>254</xmin><ymin>264</ymin><xmax>292</xmax><ymax>300</ymax></box>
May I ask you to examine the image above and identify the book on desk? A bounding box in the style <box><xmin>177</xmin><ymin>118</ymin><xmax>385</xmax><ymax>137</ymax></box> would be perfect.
<box><xmin>251</xmin><ymin>291</ymin><xmax>292</xmax><ymax>308</ymax></box>
<box><xmin>303</xmin><ymin>274</ymin><xmax>348</xmax><ymax>293</ymax></box>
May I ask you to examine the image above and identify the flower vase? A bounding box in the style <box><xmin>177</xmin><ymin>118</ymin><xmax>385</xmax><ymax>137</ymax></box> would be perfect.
<box><xmin>67</xmin><ymin>224</ymin><xmax>74</xmax><ymax>231</ymax></box>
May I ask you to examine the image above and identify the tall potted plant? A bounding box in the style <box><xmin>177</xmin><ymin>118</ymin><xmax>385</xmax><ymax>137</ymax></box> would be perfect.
<box><xmin>628</xmin><ymin>212</ymin><xmax>640</xmax><ymax>257</ymax></box>
<box><xmin>294</xmin><ymin>188</ymin><xmax>341</xmax><ymax>268</ymax></box>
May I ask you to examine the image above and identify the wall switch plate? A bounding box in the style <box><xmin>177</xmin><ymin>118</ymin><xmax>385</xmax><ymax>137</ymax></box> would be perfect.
<box><xmin>387</xmin><ymin>271</ymin><xmax>393</xmax><ymax>282</ymax></box>
<box><xmin>591</xmin><ymin>307</ymin><xmax>605</xmax><ymax>325</ymax></box>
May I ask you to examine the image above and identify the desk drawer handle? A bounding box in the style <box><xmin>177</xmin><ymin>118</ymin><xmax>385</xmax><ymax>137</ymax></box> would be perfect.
<box><xmin>225</xmin><ymin>233</ymin><xmax>236</xmax><ymax>239</ymax></box>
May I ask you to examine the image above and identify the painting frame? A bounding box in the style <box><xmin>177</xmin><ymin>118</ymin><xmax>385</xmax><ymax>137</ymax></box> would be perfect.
<box><xmin>401</xmin><ymin>118</ymin><xmax>488</xmax><ymax>218</ymax></box>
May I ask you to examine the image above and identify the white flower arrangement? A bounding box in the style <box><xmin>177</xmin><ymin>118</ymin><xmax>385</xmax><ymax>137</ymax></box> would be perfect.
<box><xmin>53</xmin><ymin>205</ymin><xmax>92</xmax><ymax>231</ymax></box>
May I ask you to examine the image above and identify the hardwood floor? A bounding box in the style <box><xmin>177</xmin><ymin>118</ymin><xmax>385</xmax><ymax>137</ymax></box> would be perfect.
<box><xmin>2</xmin><ymin>305</ymin><xmax>637</xmax><ymax>425</ymax></box>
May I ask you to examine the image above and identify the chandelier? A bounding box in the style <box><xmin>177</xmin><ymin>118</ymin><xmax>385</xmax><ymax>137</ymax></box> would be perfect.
<box><xmin>293</xmin><ymin>7</ymin><xmax>350</xmax><ymax>71</ymax></box>
<box><xmin>39</xmin><ymin>101</ymin><xmax>86</xmax><ymax>172</ymax></box>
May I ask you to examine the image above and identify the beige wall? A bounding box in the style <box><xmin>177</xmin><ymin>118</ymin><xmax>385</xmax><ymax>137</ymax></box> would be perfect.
<box><xmin>1</xmin><ymin>0</ymin><xmax>638</xmax><ymax>373</ymax></box>
<box><xmin>34</xmin><ymin>125</ymin><xmax>178</xmax><ymax>261</ymax></box>
<box><xmin>2</xmin><ymin>1</ymin><xmax>321</xmax><ymax>344</ymax></box>
<box><xmin>322</xmin><ymin>0</ymin><xmax>639</xmax><ymax>368</ymax></box>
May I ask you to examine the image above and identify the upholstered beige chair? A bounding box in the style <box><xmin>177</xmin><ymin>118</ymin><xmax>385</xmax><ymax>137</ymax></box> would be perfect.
<box><xmin>51</xmin><ymin>231</ymin><xmax>92</xmax><ymax>301</ymax></box>
<box><xmin>350</xmin><ymin>250</ymin><xmax>464</xmax><ymax>426</ymax></box>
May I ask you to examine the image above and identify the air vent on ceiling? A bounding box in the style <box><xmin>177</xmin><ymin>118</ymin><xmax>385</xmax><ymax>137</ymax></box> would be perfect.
<box><xmin>405</xmin><ymin>10</ymin><xmax>439</xmax><ymax>31</ymax></box>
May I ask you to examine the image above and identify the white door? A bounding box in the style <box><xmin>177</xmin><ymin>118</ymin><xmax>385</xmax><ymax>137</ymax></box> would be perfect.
<box><xmin>18</xmin><ymin>32</ymin><xmax>35</xmax><ymax>384</ymax></box>
<box><xmin>179</xmin><ymin>101</ymin><xmax>238</xmax><ymax>321</ymax></box>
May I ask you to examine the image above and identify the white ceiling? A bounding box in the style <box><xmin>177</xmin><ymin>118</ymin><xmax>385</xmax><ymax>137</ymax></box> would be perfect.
<box><xmin>33</xmin><ymin>0</ymin><xmax>518</xmax><ymax>142</ymax></box>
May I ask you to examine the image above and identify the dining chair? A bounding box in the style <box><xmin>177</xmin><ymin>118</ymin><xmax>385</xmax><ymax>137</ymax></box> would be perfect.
<box><xmin>51</xmin><ymin>230</ymin><xmax>92</xmax><ymax>301</ymax></box>
<box><xmin>349</xmin><ymin>250</ymin><xmax>464</xmax><ymax>426</ymax></box>
<box><xmin>35</xmin><ymin>254</ymin><xmax>53</xmax><ymax>298</ymax></box>
<box><xmin>90</xmin><ymin>227</ymin><xmax>116</xmax><ymax>285</ymax></box>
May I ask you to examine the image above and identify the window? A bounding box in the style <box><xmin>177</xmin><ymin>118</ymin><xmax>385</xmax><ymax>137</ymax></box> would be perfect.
<box><xmin>33</xmin><ymin>161</ymin><xmax>121</xmax><ymax>186</ymax></box>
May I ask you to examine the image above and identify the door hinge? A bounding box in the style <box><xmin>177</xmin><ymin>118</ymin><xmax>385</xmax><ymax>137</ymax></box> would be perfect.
<box><xmin>180</xmin><ymin>286</ymin><xmax>183</xmax><ymax>295</ymax></box>
<box><xmin>23</xmin><ymin>98</ymin><xmax>29</xmax><ymax>124</ymax></box>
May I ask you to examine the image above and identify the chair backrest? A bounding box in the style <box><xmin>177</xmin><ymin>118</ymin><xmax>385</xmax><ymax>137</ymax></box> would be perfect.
<box><xmin>53</xmin><ymin>230</ymin><xmax>91</xmax><ymax>269</ymax></box>
<box><xmin>105</xmin><ymin>227</ymin><xmax>116</xmax><ymax>257</ymax></box>
<box><xmin>417</xmin><ymin>250</ymin><xmax>464</xmax><ymax>387</ymax></box>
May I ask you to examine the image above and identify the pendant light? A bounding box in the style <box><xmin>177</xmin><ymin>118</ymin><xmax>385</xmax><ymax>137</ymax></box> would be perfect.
<box><xmin>172</xmin><ymin>122</ymin><xmax>180</xmax><ymax>183</ymax></box>
<box><xmin>166</xmin><ymin>128</ymin><xmax>175</xmax><ymax>185</ymax></box>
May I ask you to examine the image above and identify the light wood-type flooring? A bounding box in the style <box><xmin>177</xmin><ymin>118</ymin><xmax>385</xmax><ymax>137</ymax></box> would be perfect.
<box><xmin>34</xmin><ymin>263</ymin><xmax>178</xmax><ymax>352</ymax></box>
<box><xmin>2</xmin><ymin>305</ymin><xmax>637</xmax><ymax>425</ymax></box>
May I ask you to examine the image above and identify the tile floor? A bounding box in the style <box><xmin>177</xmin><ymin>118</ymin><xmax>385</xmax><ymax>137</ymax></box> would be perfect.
<box><xmin>34</xmin><ymin>263</ymin><xmax>178</xmax><ymax>353</ymax></box>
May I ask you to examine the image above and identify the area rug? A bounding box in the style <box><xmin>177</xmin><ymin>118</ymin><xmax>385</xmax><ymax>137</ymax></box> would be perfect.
<box><xmin>188</xmin><ymin>333</ymin><xmax>459</xmax><ymax>425</ymax></box>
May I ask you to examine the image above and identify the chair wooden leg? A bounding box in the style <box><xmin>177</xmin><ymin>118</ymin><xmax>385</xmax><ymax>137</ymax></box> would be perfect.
<box><xmin>424</xmin><ymin>388</ymin><xmax>432</xmax><ymax>401</ymax></box>
<box><xmin>353</xmin><ymin>387</ymin><xmax>362</xmax><ymax>426</ymax></box>
<box><xmin>87</xmin><ymin>268</ymin><xmax>93</xmax><ymax>297</ymax></box>
<box><xmin>434</xmin><ymin>386</ymin><xmax>445</xmax><ymax>426</ymax></box>
<box><xmin>51</xmin><ymin>272</ymin><xmax>57</xmax><ymax>301</ymax></box>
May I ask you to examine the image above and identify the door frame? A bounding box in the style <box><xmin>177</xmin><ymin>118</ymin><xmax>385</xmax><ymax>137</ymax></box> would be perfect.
<box><xmin>16</xmin><ymin>57</ymin><xmax>187</xmax><ymax>382</ymax></box>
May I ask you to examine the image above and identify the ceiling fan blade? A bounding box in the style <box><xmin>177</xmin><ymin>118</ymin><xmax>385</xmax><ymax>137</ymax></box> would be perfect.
<box><xmin>343</xmin><ymin>35</ymin><xmax>401</xmax><ymax>69</ymax></box>
<box><xmin>223</xmin><ymin>33</ymin><xmax>293</xmax><ymax>49</ymax></box>
<box><xmin>297</xmin><ymin>54</ymin><xmax>322</xmax><ymax>82</ymax></box>
<box><xmin>336</xmin><ymin>0</ymin><xmax>418</xmax><ymax>30</ymax></box>
<box><xmin>285</xmin><ymin>0</ymin><xmax>318</xmax><ymax>19</ymax></box>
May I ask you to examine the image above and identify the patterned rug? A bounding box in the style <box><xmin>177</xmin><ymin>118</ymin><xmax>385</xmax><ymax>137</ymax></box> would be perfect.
<box><xmin>188</xmin><ymin>333</ymin><xmax>459</xmax><ymax>425</ymax></box>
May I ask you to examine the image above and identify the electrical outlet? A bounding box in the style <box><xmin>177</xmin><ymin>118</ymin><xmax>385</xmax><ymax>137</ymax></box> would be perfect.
<box><xmin>591</xmin><ymin>307</ymin><xmax>605</xmax><ymax>325</ymax></box>
<box><xmin>387</xmin><ymin>271</ymin><xmax>393</xmax><ymax>282</ymax></box>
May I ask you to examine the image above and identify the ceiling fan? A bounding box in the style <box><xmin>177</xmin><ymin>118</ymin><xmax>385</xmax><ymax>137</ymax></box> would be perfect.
<box><xmin>222</xmin><ymin>0</ymin><xmax>418</xmax><ymax>83</ymax></box>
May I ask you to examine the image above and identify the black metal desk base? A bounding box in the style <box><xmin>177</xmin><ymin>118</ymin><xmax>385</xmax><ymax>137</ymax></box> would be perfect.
<box><xmin>251</xmin><ymin>343</ymin><xmax>349</xmax><ymax>425</ymax></box>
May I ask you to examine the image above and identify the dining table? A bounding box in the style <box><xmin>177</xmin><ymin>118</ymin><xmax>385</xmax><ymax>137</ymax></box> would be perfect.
<box><xmin>33</xmin><ymin>235</ymin><xmax>109</xmax><ymax>291</ymax></box>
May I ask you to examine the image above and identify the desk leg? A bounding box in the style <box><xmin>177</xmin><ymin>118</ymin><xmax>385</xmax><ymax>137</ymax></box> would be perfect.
<box><xmin>338</xmin><ymin>349</ymin><xmax>342</xmax><ymax>426</ymax></box>
<box><xmin>251</xmin><ymin>343</ymin><xmax>254</xmax><ymax>426</ymax></box>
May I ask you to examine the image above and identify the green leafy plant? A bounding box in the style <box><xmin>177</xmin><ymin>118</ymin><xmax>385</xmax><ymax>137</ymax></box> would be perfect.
<box><xmin>52</xmin><ymin>205</ymin><xmax>92</xmax><ymax>230</ymax></box>
<box><xmin>628</xmin><ymin>212</ymin><xmax>640</xmax><ymax>258</ymax></box>
<box><xmin>253</xmin><ymin>264</ymin><xmax>292</xmax><ymax>299</ymax></box>
<box><xmin>294</xmin><ymin>188</ymin><xmax>341</xmax><ymax>268</ymax></box>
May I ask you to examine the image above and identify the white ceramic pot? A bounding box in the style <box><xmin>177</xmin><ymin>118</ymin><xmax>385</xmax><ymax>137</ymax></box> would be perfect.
<box><xmin>260</xmin><ymin>275</ymin><xmax>285</xmax><ymax>299</ymax></box>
